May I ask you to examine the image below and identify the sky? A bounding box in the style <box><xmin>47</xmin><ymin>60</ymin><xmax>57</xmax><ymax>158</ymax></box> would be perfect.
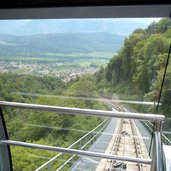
<box><xmin>0</xmin><ymin>18</ymin><xmax>163</xmax><ymax>36</ymax></box>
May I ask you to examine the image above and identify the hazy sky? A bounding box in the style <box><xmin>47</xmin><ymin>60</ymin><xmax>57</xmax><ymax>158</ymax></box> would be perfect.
<box><xmin>0</xmin><ymin>18</ymin><xmax>163</xmax><ymax>35</ymax></box>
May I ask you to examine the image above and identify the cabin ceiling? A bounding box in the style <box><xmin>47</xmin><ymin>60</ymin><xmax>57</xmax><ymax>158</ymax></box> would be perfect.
<box><xmin>0</xmin><ymin>0</ymin><xmax>171</xmax><ymax>19</ymax></box>
<box><xmin>0</xmin><ymin>0</ymin><xmax>171</xmax><ymax>8</ymax></box>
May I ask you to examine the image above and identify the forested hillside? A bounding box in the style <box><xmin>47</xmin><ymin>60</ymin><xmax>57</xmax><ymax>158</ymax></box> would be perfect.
<box><xmin>96</xmin><ymin>18</ymin><xmax>171</xmax><ymax>116</ymax></box>
<box><xmin>1</xmin><ymin>74</ymin><xmax>105</xmax><ymax>170</ymax></box>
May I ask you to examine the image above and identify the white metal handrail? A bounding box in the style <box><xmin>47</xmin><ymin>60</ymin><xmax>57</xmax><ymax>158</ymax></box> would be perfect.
<box><xmin>55</xmin><ymin>121</ymin><xmax>109</xmax><ymax>171</ymax></box>
<box><xmin>143</xmin><ymin>121</ymin><xmax>171</xmax><ymax>145</ymax></box>
<box><xmin>0</xmin><ymin>101</ymin><xmax>165</xmax><ymax>121</ymax></box>
<box><xmin>35</xmin><ymin>118</ymin><xmax>110</xmax><ymax>171</ymax></box>
<box><xmin>0</xmin><ymin>140</ymin><xmax>152</xmax><ymax>165</ymax></box>
<box><xmin>0</xmin><ymin>101</ymin><xmax>166</xmax><ymax>171</ymax></box>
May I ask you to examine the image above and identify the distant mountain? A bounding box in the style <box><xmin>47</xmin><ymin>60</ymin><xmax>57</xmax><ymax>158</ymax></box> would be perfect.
<box><xmin>0</xmin><ymin>19</ymin><xmax>154</xmax><ymax>36</ymax></box>
<box><xmin>0</xmin><ymin>32</ymin><xmax>125</xmax><ymax>56</ymax></box>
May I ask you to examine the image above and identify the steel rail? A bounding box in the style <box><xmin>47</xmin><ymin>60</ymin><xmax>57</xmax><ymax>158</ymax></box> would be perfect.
<box><xmin>130</xmin><ymin>120</ymin><xmax>143</xmax><ymax>171</ymax></box>
<box><xmin>143</xmin><ymin>121</ymin><xmax>171</xmax><ymax>145</ymax></box>
<box><xmin>56</xmin><ymin>155</ymin><xmax>75</xmax><ymax>171</ymax></box>
<box><xmin>0</xmin><ymin>101</ymin><xmax>165</xmax><ymax>121</ymax></box>
<box><xmin>0</xmin><ymin>140</ymin><xmax>152</xmax><ymax>165</ymax></box>
<box><xmin>11</xmin><ymin>92</ymin><xmax>160</xmax><ymax>106</ymax></box>
<box><xmin>162</xmin><ymin>134</ymin><xmax>171</xmax><ymax>144</ymax></box>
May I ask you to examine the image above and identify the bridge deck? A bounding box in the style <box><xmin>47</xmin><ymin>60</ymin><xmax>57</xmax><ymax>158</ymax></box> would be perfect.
<box><xmin>70</xmin><ymin>117</ymin><xmax>151</xmax><ymax>171</ymax></box>
<box><xmin>96</xmin><ymin>119</ymin><xmax>150</xmax><ymax>171</ymax></box>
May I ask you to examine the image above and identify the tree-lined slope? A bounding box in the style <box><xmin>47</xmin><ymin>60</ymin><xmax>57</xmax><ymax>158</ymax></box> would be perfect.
<box><xmin>96</xmin><ymin>18</ymin><xmax>171</xmax><ymax>116</ymax></box>
<box><xmin>0</xmin><ymin>73</ymin><xmax>105</xmax><ymax>170</ymax></box>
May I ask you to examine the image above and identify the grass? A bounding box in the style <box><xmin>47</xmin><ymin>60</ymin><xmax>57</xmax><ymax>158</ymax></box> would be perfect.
<box><xmin>0</xmin><ymin>51</ymin><xmax>114</xmax><ymax>63</ymax></box>
<box><xmin>45</xmin><ymin>51</ymin><xmax>114</xmax><ymax>59</ymax></box>
<box><xmin>0</xmin><ymin>52</ymin><xmax>114</xmax><ymax>72</ymax></box>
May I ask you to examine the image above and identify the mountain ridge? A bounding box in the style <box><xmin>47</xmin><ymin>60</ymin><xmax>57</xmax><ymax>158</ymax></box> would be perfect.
<box><xmin>0</xmin><ymin>32</ymin><xmax>125</xmax><ymax>56</ymax></box>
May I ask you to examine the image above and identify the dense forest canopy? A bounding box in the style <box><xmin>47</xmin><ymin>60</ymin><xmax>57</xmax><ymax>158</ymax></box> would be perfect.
<box><xmin>1</xmin><ymin>74</ymin><xmax>105</xmax><ymax>170</ymax></box>
<box><xmin>96</xmin><ymin>18</ymin><xmax>171</xmax><ymax>117</ymax></box>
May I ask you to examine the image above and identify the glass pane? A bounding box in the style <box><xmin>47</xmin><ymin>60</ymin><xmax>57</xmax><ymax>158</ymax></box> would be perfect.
<box><xmin>0</xmin><ymin>17</ymin><xmax>170</xmax><ymax>171</ymax></box>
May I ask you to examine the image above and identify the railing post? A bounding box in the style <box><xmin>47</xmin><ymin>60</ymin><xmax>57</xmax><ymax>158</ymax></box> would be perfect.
<box><xmin>0</xmin><ymin>107</ymin><xmax>13</xmax><ymax>171</ymax></box>
<box><xmin>47</xmin><ymin>163</ymin><xmax>51</xmax><ymax>171</ymax></box>
<box><xmin>165</xmin><ymin>137</ymin><xmax>166</xmax><ymax>145</ymax></box>
<box><xmin>61</xmin><ymin>153</ymin><xmax>64</xmax><ymax>171</ymax></box>
<box><xmin>80</xmin><ymin>140</ymin><xmax>82</xmax><ymax>149</ymax></box>
<box><xmin>90</xmin><ymin>133</ymin><xmax>92</xmax><ymax>145</ymax></box>
<box><xmin>151</xmin><ymin>121</ymin><xmax>165</xmax><ymax>171</ymax></box>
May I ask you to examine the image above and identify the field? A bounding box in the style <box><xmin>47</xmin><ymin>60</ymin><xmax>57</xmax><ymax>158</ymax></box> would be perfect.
<box><xmin>0</xmin><ymin>51</ymin><xmax>114</xmax><ymax>62</ymax></box>
<box><xmin>0</xmin><ymin>51</ymin><xmax>115</xmax><ymax>81</ymax></box>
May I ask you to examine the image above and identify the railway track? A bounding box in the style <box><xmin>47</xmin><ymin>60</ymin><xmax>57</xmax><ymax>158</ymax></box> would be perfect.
<box><xmin>96</xmin><ymin>106</ymin><xmax>150</xmax><ymax>171</ymax></box>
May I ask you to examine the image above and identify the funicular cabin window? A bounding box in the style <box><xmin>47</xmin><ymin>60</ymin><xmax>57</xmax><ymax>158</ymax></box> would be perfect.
<box><xmin>0</xmin><ymin>5</ymin><xmax>171</xmax><ymax>171</ymax></box>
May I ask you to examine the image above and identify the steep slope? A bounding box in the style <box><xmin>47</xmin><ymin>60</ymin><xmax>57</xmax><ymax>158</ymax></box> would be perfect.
<box><xmin>96</xmin><ymin>18</ymin><xmax>171</xmax><ymax>116</ymax></box>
